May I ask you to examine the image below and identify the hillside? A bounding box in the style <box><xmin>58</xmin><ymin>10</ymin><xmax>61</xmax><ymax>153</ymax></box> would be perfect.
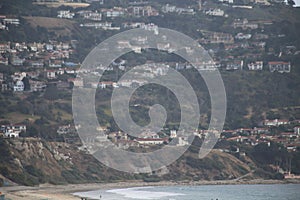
<box><xmin>0</xmin><ymin>137</ymin><xmax>275</xmax><ymax>186</ymax></box>
<box><xmin>0</xmin><ymin>0</ymin><xmax>300</xmax><ymax>187</ymax></box>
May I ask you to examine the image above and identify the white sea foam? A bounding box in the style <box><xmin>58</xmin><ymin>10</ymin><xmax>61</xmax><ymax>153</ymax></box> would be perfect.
<box><xmin>73</xmin><ymin>186</ymin><xmax>185</xmax><ymax>200</ymax></box>
<box><xmin>106</xmin><ymin>187</ymin><xmax>185</xmax><ymax>199</ymax></box>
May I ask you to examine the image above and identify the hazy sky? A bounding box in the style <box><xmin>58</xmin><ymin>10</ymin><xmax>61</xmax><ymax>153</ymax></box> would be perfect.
<box><xmin>287</xmin><ymin>0</ymin><xmax>300</xmax><ymax>6</ymax></box>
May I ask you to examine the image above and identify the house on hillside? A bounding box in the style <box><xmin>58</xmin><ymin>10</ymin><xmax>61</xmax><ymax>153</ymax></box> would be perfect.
<box><xmin>3</xmin><ymin>18</ymin><xmax>20</xmax><ymax>25</ymax></box>
<box><xmin>177</xmin><ymin>136</ymin><xmax>189</xmax><ymax>146</ymax></box>
<box><xmin>162</xmin><ymin>4</ymin><xmax>177</xmax><ymax>13</ymax></box>
<box><xmin>108</xmin><ymin>131</ymin><xmax>128</xmax><ymax>142</ymax></box>
<box><xmin>201</xmin><ymin>31</ymin><xmax>234</xmax><ymax>44</ymax></box>
<box><xmin>294</xmin><ymin>127</ymin><xmax>300</xmax><ymax>135</ymax></box>
<box><xmin>128</xmin><ymin>6</ymin><xmax>159</xmax><ymax>17</ymax></box>
<box><xmin>78</xmin><ymin>10</ymin><xmax>102</xmax><ymax>21</ymax></box>
<box><xmin>268</xmin><ymin>61</ymin><xmax>291</xmax><ymax>73</ymax></box>
<box><xmin>219</xmin><ymin>0</ymin><xmax>234</xmax><ymax>3</ymax></box>
<box><xmin>57</xmin><ymin>125</ymin><xmax>76</xmax><ymax>135</ymax></box>
<box><xmin>11</xmin><ymin>55</ymin><xmax>24</xmax><ymax>66</ymax></box>
<box><xmin>254</xmin><ymin>0</ymin><xmax>271</xmax><ymax>6</ymax></box>
<box><xmin>205</xmin><ymin>8</ymin><xmax>225</xmax><ymax>17</ymax></box>
<box><xmin>29</xmin><ymin>60</ymin><xmax>44</xmax><ymax>68</ymax></box>
<box><xmin>30</xmin><ymin>80</ymin><xmax>47</xmax><ymax>92</ymax></box>
<box><xmin>280</xmin><ymin>132</ymin><xmax>298</xmax><ymax>138</ymax></box>
<box><xmin>101</xmin><ymin>7</ymin><xmax>125</xmax><ymax>18</ymax></box>
<box><xmin>116</xmin><ymin>139</ymin><xmax>139</xmax><ymax>149</ymax></box>
<box><xmin>252</xmin><ymin>127</ymin><xmax>269</xmax><ymax>134</ymax></box>
<box><xmin>57</xmin><ymin>10</ymin><xmax>75</xmax><ymax>19</ymax></box>
<box><xmin>136</xmin><ymin>138</ymin><xmax>168</xmax><ymax>145</ymax></box>
<box><xmin>1</xmin><ymin>124</ymin><xmax>26</xmax><ymax>138</ymax></box>
<box><xmin>49</xmin><ymin>59</ymin><xmax>63</xmax><ymax>68</ymax></box>
<box><xmin>235</xmin><ymin>33</ymin><xmax>252</xmax><ymax>40</ymax></box>
<box><xmin>99</xmin><ymin>81</ymin><xmax>114</xmax><ymax>89</ymax></box>
<box><xmin>44</xmin><ymin>70</ymin><xmax>57</xmax><ymax>79</ymax></box>
<box><xmin>170</xmin><ymin>130</ymin><xmax>177</xmax><ymax>138</ymax></box>
<box><xmin>13</xmin><ymin>80</ymin><xmax>24</xmax><ymax>92</ymax></box>
<box><xmin>0</xmin><ymin>23</ymin><xmax>6</xmax><ymax>30</ymax></box>
<box><xmin>263</xmin><ymin>119</ymin><xmax>290</xmax><ymax>126</ymax></box>
<box><xmin>123</xmin><ymin>22</ymin><xmax>146</xmax><ymax>29</ymax></box>
<box><xmin>226</xmin><ymin>60</ymin><xmax>243</xmax><ymax>70</ymax></box>
<box><xmin>232</xmin><ymin>18</ymin><xmax>258</xmax><ymax>29</ymax></box>
<box><xmin>247</xmin><ymin>61</ymin><xmax>263</xmax><ymax>70</ymax></box>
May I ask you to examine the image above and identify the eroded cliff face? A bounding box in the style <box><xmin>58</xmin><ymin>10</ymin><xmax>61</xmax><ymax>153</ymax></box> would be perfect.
<box><xmin>0</xmin><ymin>138</ymin><xmax>132</xmax><ymax>185</ymax></box>
<box><xmin>0</xmin><ymin>138</ymin><xmax>263</xmax><ymax>186</ymax></box>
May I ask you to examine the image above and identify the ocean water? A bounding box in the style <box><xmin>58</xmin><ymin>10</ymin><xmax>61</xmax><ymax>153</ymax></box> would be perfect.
<box><xmin>73</xmin><ymin>184</ymin><xmax>300</xmax><ymax>200</ymax></box>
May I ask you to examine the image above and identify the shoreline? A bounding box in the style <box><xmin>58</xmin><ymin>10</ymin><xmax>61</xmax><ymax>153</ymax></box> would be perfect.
<box><xmin>1</xmin><ymin>179</ymin><xmax>300</xmax><ymax>200</ymax></box>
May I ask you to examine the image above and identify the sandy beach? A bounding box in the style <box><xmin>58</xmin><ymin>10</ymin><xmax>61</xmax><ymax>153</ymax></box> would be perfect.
<box><xmin>1</xmin><ymin>179</ymin><xmax>300</xmax><ymax>200</ymax></box>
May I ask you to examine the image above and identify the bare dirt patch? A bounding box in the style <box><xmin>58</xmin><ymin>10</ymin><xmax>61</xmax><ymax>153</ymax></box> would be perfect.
<box><xmin>24</xmin><ymin>16</ymin><xmax>78</xmax><ymax>37</ymax></box>
<box><xmin>33</xmin><ymin>2</ymin><xmax>90</xmax><ymax>8</ymax></box>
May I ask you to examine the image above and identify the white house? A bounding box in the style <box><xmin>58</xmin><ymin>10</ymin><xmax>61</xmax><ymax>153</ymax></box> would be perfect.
<box><xmin>1</xmin><ymin>124</ymin><xmax>26</xmax><ymax>138</ymax></box>
<box><xmin>79</xmin><ymin>11</ymin><xmax>102</xmax><ymax>21</ymax></box>
<box><xmin>232</xmin><ymin>18</ymin><xmax>258</xmax><ymax>30</ymax></box>
<box><xmin>140</xmin><ymin>131</ymin><xmax>160</xmax><ymax>139</ymax></box>
<box><xmin>248</xmin><ymin>61</ymin><xmax>263</xmax><ymax>70</ymax></box>
<box><xmin>103</xmin><ymin>8</ymin><xmax>125</xmax><ymax>18</ymax></box>
<box><xmin>254</xmin><ymin>0</ymin><xmax>271</xmax><ymax>6</ymax></box>
<box><xmin>235</xmin><ymin>33</ymin><xmax>252</xmax><ymax>40</ymax></box>
<box><xmin>57</xmin><ymin>10</ymin><xmax>75</xmax><ymax>19</ymax></box>
<box><xmin>268</xmin><ymin>61</ymin><xmax>291</xmax><ymax>73</ymax></box>
<box><xmin>226</xmin><ymin>60</ymin><xmax>244</xmax><ymax>70</ymax></box>
<box><xmin>177</xmin><ymin>137</ymin><xmax>189</xmax><ymax>146</ymax></box>
<box><xmin>44</xmin><ymin>70</ymin><xmax>57</xmax><ymax>79</ymax></box>
<box><xmin>3</xmin><ymin>18</ymin><xmax>20</xmax><ymax>25</ymax></box>
<box><xmin>162</xmin><ymin>4</ymin><xmax>177</xmax><ymax>13</ymax></box>
<box><xmin>263</xmin><ymin>119</ymin><xmax>290</xmax><ymax>126</ymax></box>
<box><xmin>118</xmin><ymin>79</ymin><xmax>133</xmax><ymax>87</ymax></box>
<box><xmin>219</xmin><ymin>0</ymin><xmax>234</xmax><ymax>3</ymax></box>
<box><xmin>0</xmin><ymin>23</ymin><xmax>6</xmax><ymax>30</ymax></box>
<box><xmin>4</xmin><ymin>129</ymin><xmax>20</xmax><ymax>138</ymax></box>
<box><xmin>12</xmin><ymin>72</ymin><xmax>26</xmax><ymax>82</ymax></box>
<box><xmin>142</xmin><ymin>23</ymin><xmax>159</xmax><ymax>35</ymax></box>
<box><xmin>13</xmin><ymin>80</ymin><xmax>24</xmax><ymax>92</ymax></box>
<box><xmin>45</xmin><ymin>44</ymin><xmax>54</xmax><ymax>51</ymax></box>
<box><xmin>170</xmin><ymin>130</ymin><xmax>177</xmax><ymax>138</ymax></box>
<box><xmin>156</xmin><ymin>66</ymin><xmax>169</xmax><ymax>75</ymax></box>
<box><xmin>136</xmin><ymin>138</ymin><xmax>167</xmax><ymax>145</ymax></box>
<box><xmin>205</xmin><ymin>9</ymin><xmax>224</xmax><ymax>17</ymax></box>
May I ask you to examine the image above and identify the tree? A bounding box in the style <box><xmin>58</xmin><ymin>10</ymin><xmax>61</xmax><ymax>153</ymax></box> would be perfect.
<box><xmin>22</xmin><ymin>77</ymin><xmax>30</xmax><ymax>91</ymax></box>
<box><xmin>287</xmin><ymin>0</ymin><xmax>295</xmax><ymax>6</ymax></box>
<box><xmin>20</xmin><ymin>126</ymin><xmax>38</xmax><ymax>138</ymax></box>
